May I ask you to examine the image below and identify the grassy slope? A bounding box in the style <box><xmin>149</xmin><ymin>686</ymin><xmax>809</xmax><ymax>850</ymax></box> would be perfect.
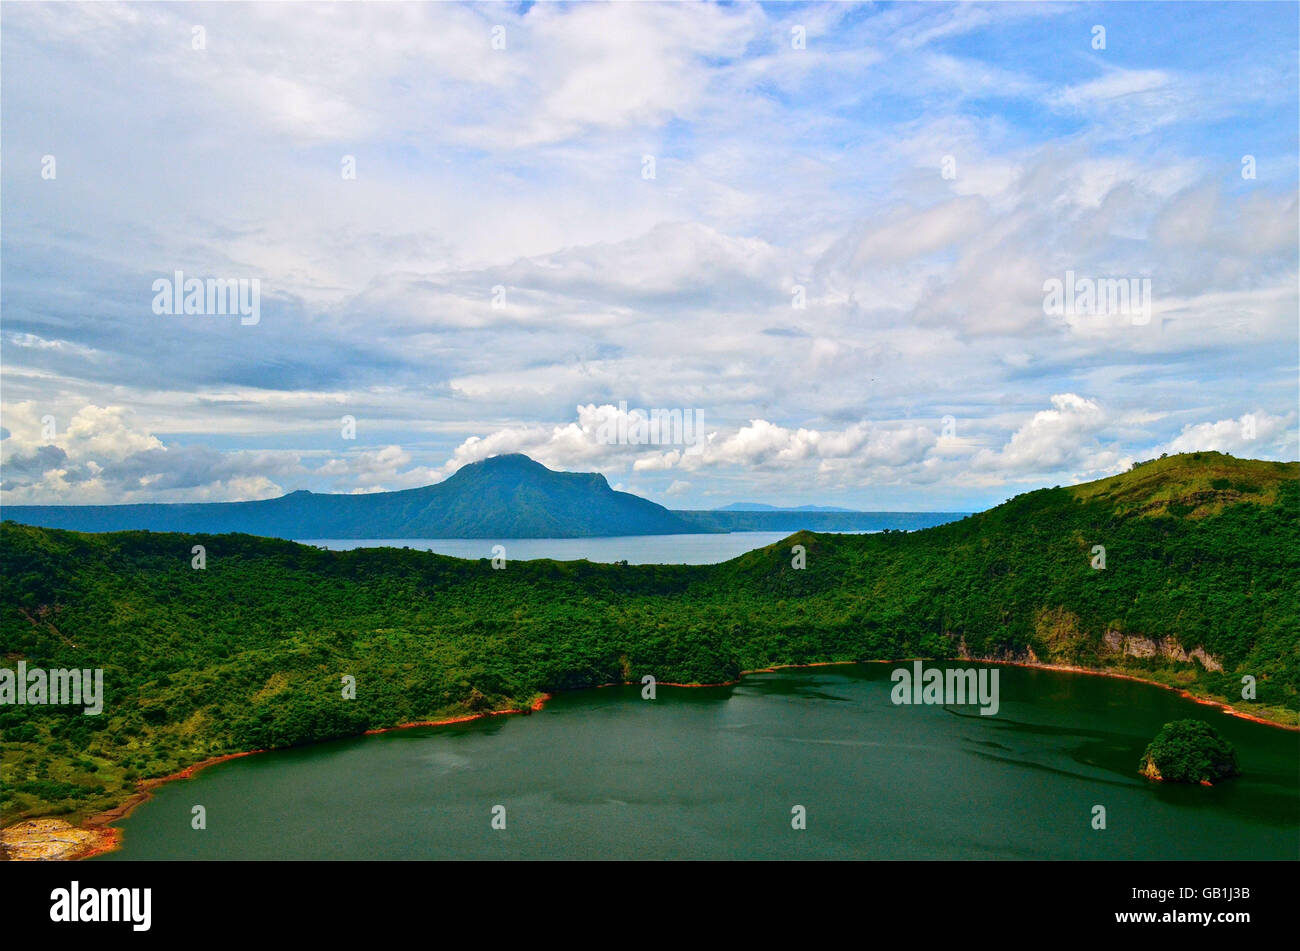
<box><xmin>1</xmin><ymin>451</ymin><xmax>1296</xmax><ymax>825</ymax></box>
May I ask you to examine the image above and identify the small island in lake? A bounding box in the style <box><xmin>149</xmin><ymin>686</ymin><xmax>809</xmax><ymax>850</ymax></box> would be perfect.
<box><xmin>1140</xmin><ymin>720</ymin><xmax>1241</xmax><ymax>785</ymax></box>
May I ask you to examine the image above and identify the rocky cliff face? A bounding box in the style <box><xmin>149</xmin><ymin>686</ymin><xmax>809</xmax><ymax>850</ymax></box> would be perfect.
<box><xmin>1101</xmin><ymin>630</ymin><xmax>1224</xmax><ymax>671</ymax></box>
<box><xmin>951</xmin><ymin>612</ymin><xmax>1224</xmax><ymax>673</ymax></box>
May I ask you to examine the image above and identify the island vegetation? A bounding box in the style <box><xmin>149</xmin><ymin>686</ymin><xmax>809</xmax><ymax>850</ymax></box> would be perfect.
<box><xmin>1</xmin><ymin>452</ymin><xmax>1295</xmax><ymax>828</ymax></box>
<box><xmin>1140</xmin><ymin>719</ymin><xmax>1241</xmax><ymax>784</ymax></box>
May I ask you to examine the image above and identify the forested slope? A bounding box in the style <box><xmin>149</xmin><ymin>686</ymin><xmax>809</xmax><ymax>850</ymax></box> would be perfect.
<box><xmin>2</xmin><ymin>452</ymin><xmax>1295</xmax><ymax>824</ymax></box>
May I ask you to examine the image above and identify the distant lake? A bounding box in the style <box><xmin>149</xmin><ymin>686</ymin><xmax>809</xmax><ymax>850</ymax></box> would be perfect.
<box><xmin>298</xmin><ymin>532</ymin><xmax>853</xmax><ymax>564</ymax></box>
<box><xmin>99</xmin><ymin>664</ymin><xmax>1299</xmax><ymax>860</ymax></box>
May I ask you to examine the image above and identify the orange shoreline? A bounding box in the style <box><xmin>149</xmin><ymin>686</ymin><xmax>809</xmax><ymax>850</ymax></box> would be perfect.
<box><xmin>77</xmin><ymin>827</ymin><xmax>122</xmax><ymax>860</ymax></box>
<box><xmin>979</xmin><ymin>658</ymin><xmax>1299</xmax><ymax>732</ymax></box>
<box><xmin>44</xmin><ymin>656</ymin><xmax>1295</xmax><ymax>860</ymax></box>
<box><xmin>615</xmin><ymin>656</ymin><xmax>1299</xmax><ymax>734</ymax></box>
<box><xmin>62</xmin><ymin>698</ymin><xmax>554</xmax><ymax>860</ymax></box>
<box><xmin>84</xmin><ymin>749</ymin><xmax>270</xmax><ymax>831</ymax></box>
<box><xmin>360</xmin><ymin>693</ymin><xmax>551</xmax><ymax>735</ymax></box>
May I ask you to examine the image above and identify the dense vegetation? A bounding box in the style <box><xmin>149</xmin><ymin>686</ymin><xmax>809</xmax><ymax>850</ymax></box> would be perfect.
<box><xmin>1140</xmin><ymin>720</ymin><xmax>1240</xmax><ymax>784</ymax></box>
<box><xmin>1</xmin><ymin>452</ymin><xmax>1295</xmax><ymax>824</ymax></box>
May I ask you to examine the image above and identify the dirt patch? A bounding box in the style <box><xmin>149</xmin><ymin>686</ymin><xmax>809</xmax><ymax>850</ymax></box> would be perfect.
<box><xmin>1</xmin><ymin>818</ymin><xmax>119</xmax><ymax>861</ymax></box>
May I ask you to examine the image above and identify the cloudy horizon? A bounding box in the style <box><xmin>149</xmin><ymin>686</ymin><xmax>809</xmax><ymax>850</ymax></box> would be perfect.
<box><xmin>2</xmin><ymin>1</ymin><xmax>1297</xmax><ymax>512</ymax></box>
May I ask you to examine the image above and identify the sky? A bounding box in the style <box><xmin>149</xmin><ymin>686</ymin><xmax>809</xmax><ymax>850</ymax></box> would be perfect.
<box><xmin>1</xmin><ymin>0</ymin><xmax>1297</xmax><ymax>512</ymax></box>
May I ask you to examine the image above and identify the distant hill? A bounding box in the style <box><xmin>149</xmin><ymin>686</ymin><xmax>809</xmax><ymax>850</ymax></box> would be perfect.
<box><xmin>718</xmin><ymin>502</ymin><xmax>852</xmax><ymax>512</ymax></box>
<box><xmin>2</xmin><ymin>453</ymin><xmax>965</xmax><ymax>538</ymax></box>
<box><xmin>673</xmin><ymin>510</ymin><xmax>964</xmax><ymax>532</ymax></box>
<box><xmin>2</xmin><ymin>454</ymin><xmax>694</xmax><ymax>539</ymax></box>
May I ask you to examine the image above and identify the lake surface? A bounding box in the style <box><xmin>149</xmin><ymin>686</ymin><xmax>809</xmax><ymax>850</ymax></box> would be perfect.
<box><xmin>99</xmin><ymin>664</ymin><xmax>1298</xmax><ymax>860</ymax></box>
<box><xmin>299</xmin><ymin>532</ymin><xmax>835</xmax><ymax>564</ymax></box>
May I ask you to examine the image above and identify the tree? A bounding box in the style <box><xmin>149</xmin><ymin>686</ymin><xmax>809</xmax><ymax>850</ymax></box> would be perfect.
<box><xmin>1139</xmin><ymin>719</ymin><xmax>1240</xmax><ymax>784</ymax></box>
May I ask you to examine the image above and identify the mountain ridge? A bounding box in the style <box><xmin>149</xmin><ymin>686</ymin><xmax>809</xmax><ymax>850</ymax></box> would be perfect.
<box><xmin>717</xmin><ymin>502</ymin><xmax>853</xmax><ymax>512</ymax></box>
<box><xmin>1</xmin><ymin>453</ymin><xmax>690</xmax><ymax>539</ymax></box>
<box><xmin>2</xmin><ymin>452</ymin><xmax>965</xmax><ymax>538</ymax></box>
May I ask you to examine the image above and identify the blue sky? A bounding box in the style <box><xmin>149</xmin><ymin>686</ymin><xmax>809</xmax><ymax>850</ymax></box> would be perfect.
<box><xmin>1</xmin><ymin>1</ymin><xmax>1297</xmax><ymax>511</ymax></box>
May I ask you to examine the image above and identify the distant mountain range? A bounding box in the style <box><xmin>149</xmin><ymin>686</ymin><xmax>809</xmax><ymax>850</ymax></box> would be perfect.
<box><xmin>1</xmin><ymin>453</ymin><xmax>966</xmax><ymax>538</ymax></box>
<box><xmin>717</xmin><ymin>502</ymin><xmax>853</xmax><ymax>512</ymax></box>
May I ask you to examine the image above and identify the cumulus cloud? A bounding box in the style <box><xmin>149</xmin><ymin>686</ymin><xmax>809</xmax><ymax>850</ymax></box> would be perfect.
<box><xmin>972</xmin><ymin>394</ymin><xmax>1108</xmax><ymax>473</ymax></box>
<box><xmin>438</xmin><ymin>404</ymin><xmax>939</xmax><ymax>480</ymax></box>
<box><xmin>1154</xmin><ymin>412</ymin><xmax>1295</xmax><ymax>458</ymax></box>
<box><xmin>0</xmin><ymin>402</ymin><xmax>443</xmax><ymax>503</ymax></box>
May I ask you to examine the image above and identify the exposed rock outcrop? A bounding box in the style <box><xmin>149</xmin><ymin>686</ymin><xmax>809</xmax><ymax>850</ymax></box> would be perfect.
<box><xmin>1102</xmin><ymin>630</ymin><xmax>1224</xmax><ymax>671</ymax></box>
<box><xmin>0</xmin><ymin>818</ymin><xmax>117</xmax><ymax>861</ymax></box>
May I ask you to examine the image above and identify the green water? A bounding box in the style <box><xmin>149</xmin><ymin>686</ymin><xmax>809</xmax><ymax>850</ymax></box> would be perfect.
<box><xmin>98</xmin><ymin>664</ymin><xmax>1299</xmax><ymax>860</ymax></box>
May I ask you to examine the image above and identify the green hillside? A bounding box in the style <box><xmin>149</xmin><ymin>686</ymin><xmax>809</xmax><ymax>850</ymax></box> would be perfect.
<box><xmin>1</xmin><ymin>451</ymin><xmax>1296</xmax><ymax>825</ymax></box>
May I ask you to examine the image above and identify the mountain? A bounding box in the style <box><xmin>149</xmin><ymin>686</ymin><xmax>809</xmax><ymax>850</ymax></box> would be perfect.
<box><xmin>2</xmin><ymin>453</ymin><xmax>964</xmax><ymax>538</ymax></box>
<box><xmin>2</xmin><ymin>451</ymin><xmax>1295</xmax><ymax>824</ymax></box>
<box><xmin>2</xmin><ymin>454</ymin><xmax>695</xmax><ymax>539</ymax></box>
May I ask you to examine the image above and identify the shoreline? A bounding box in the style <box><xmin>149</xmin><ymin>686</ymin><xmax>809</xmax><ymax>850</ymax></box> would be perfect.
<box><xmin>976</xmin><ymin>658</ymin><xmax>1299</xmax><ymax>731</ymax></box>
<box><xmin>13</xmin><ymin>656</ymin><xmax>1293</xmax><ymax>860</ymax></box>
<box><xmin>57</xmin><ymin>697</ymin><xmax>554</xmax><ymax>860</ymax></box>
<box><xmin>598</xmin><ymin>658</ymin><xmax>1298</xmax><ymax>732</ymax></box>
<box><xmin>84</xmin><ymin>749</ymin><xmax>270</xmax><ymax>832</ymax></box>
<box><xmin>359</xmin><ymin>693</ymin><xmax>551</xmax><ymax>735</ymax></box>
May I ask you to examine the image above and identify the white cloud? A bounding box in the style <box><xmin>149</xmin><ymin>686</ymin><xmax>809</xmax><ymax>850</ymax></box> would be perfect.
<box><xmin>1155</xmin><ymin>412</ymin><xmax>1295</xmax><ymax>458</ymax></box>
<box><xmin>973</xmin><ymin>394</ymin><xmax>1109</xmax><ymax>473</ymax></box>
